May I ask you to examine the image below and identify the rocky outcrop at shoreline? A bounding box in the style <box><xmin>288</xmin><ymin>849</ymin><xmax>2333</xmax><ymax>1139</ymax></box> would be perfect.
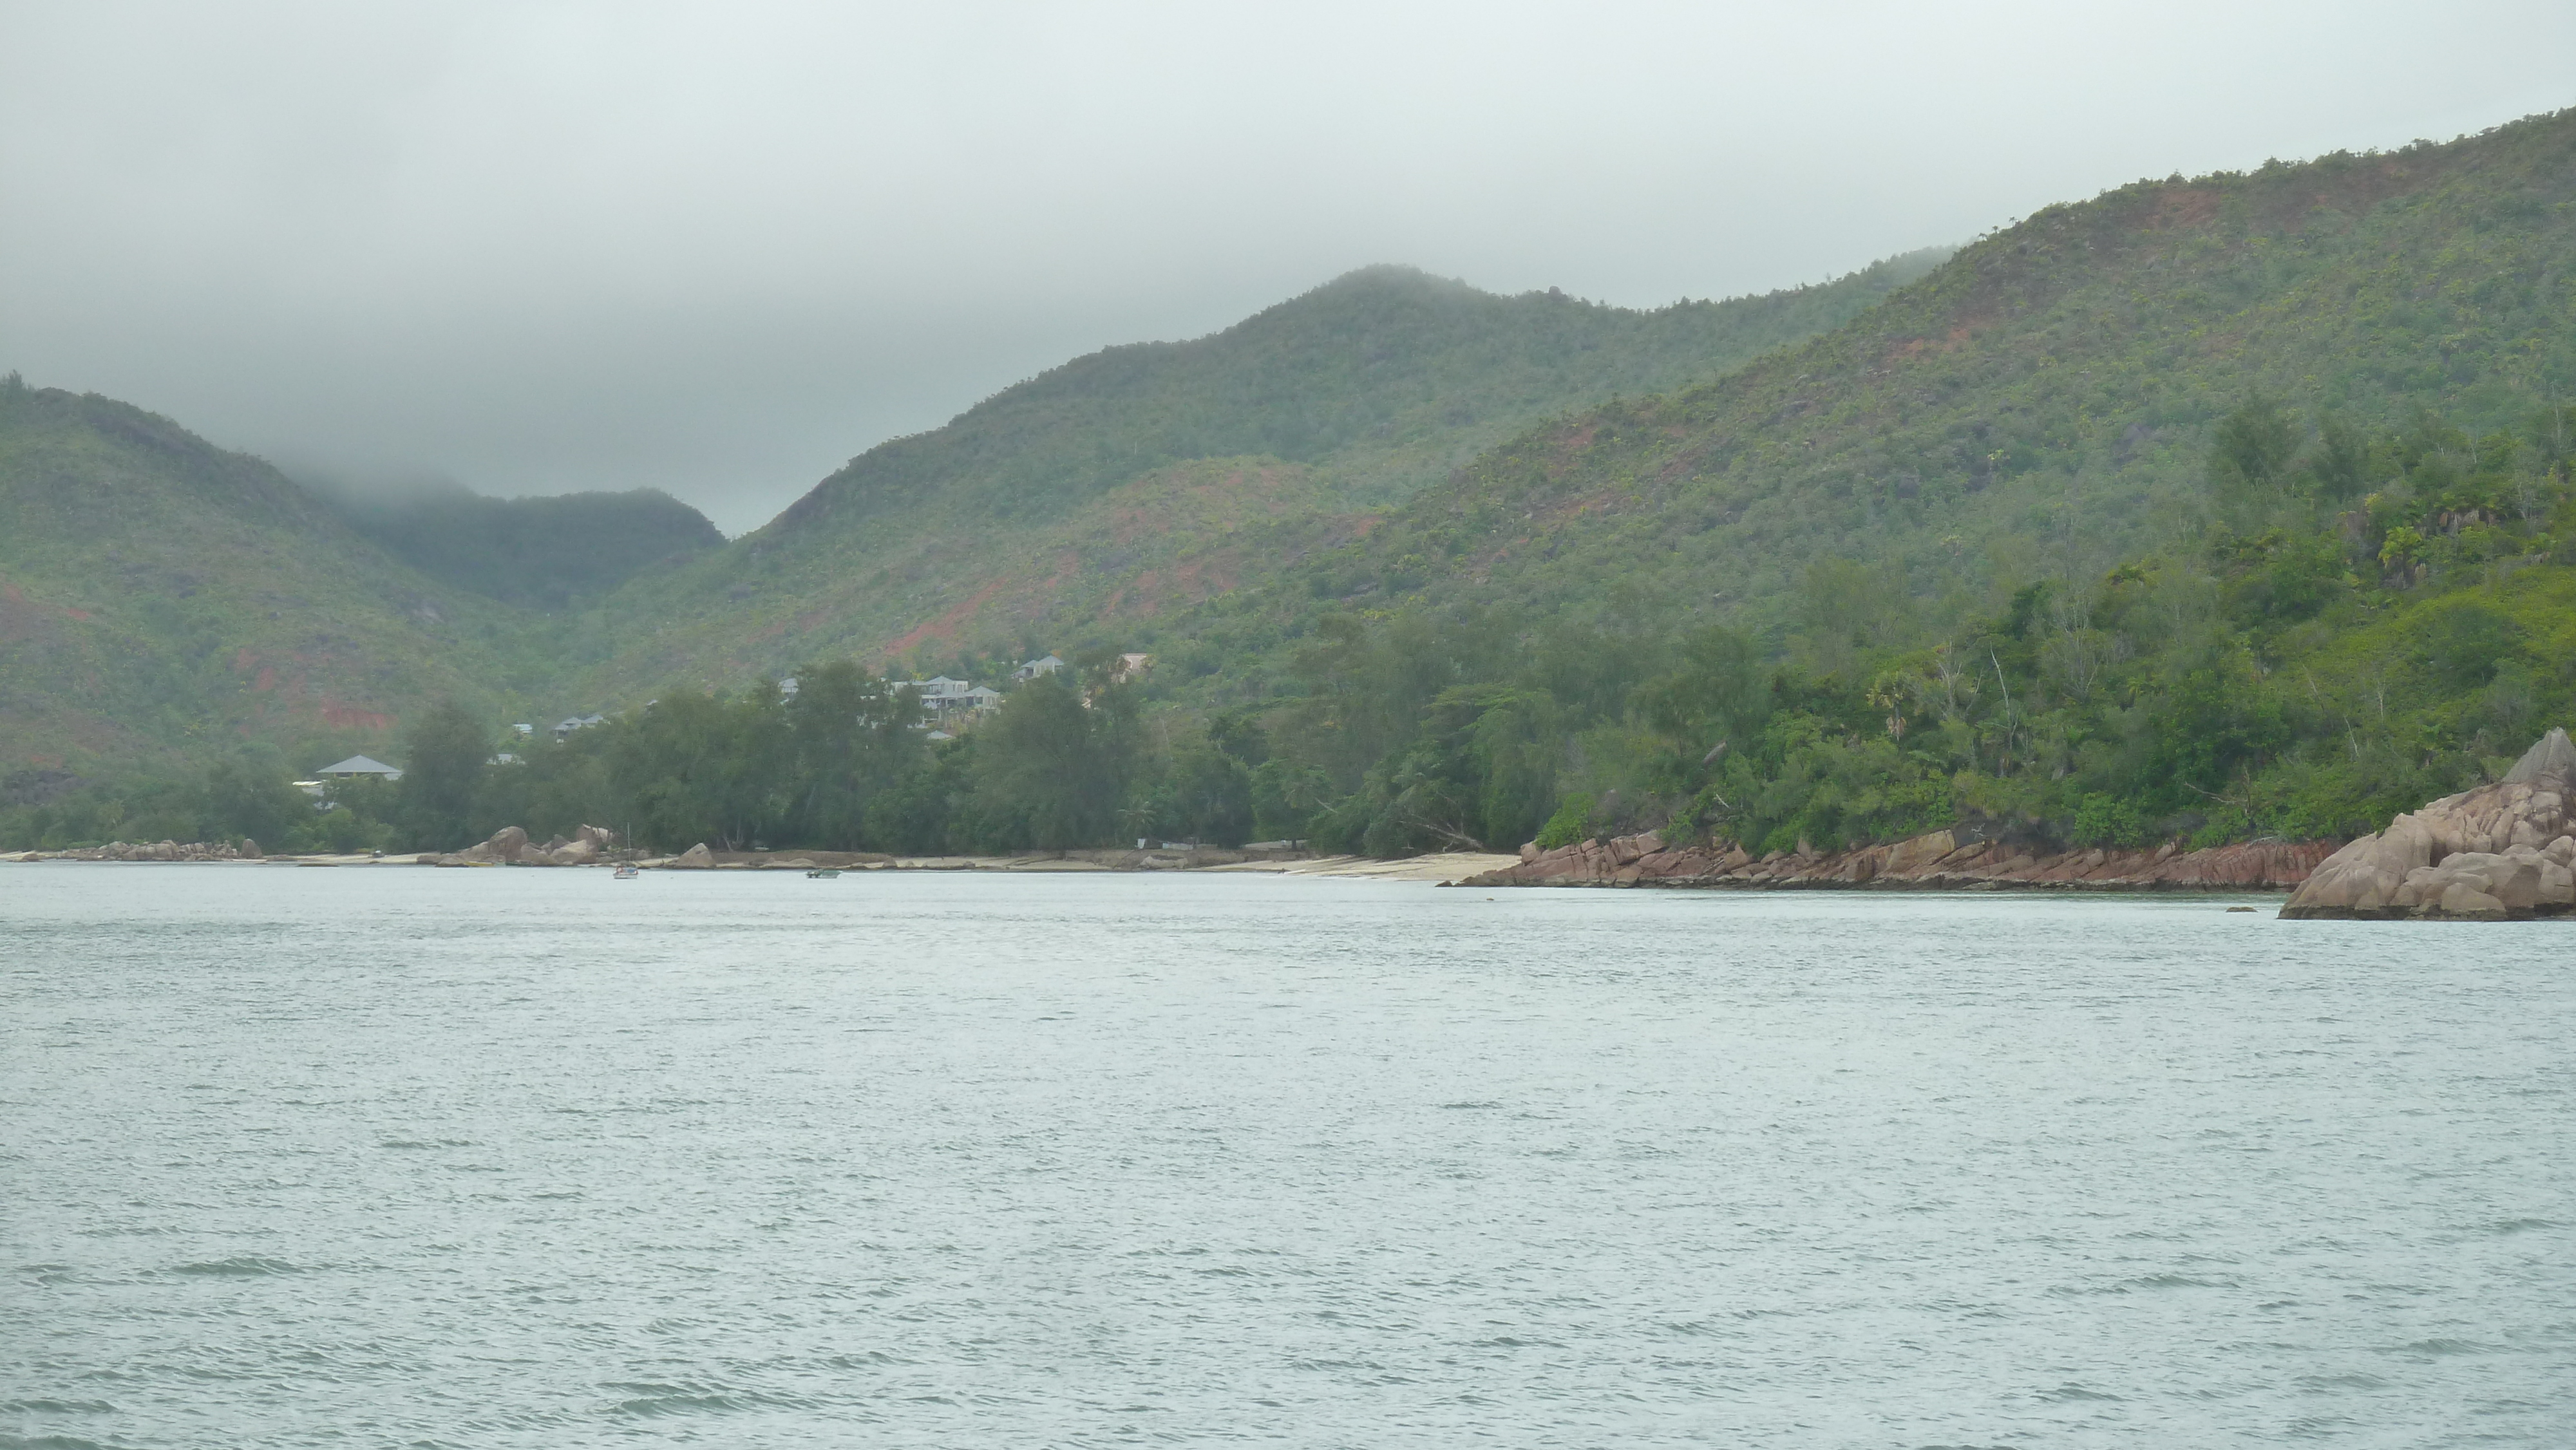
<box><xmin>418</xmin><ymin>824</ymin><xmax>621</xmax><ymax>867</ymax></box>
<box><xmin>1463</xmin><ymin>828</ymin><xmax>2337</xmax><ymax>892</ymax></box>
<box><xmin>2280</xmin><ymin>728</ymin><xmax>2576</xmax><ymax>920</ymax></box>
<box><xmin>0</xmin><ymin>831</ymin><xmax>1321</xmax><ymax>872</ymax></box>
<box><xmin>3</xmin><ymin>837</ymin><xmax>263</xmax><ymax>863</ymax></box>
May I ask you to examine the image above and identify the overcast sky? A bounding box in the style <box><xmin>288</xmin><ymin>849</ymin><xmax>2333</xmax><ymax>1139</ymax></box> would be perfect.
<box><xmin>5</xmin><ymin>2</ymin><xmax>2571</xmax><ymax>533</ymax></box>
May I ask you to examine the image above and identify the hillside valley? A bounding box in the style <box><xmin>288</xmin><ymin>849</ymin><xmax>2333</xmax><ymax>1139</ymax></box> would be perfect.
<box><xmin>1159</xmin><ymin>110</ymin><xmax>2576</xmax><ymax>684</ymax></box>
<box><xmin>307</xmin><ymin>478</ymin><xmax>724</xmax><ymax>612</ymax></box>
<box><xmin>12</xmin><ymin>107</ymin><xmax>2576</xmax><ymax>864</ymax></box>
<box><xmin>0</xmin><ymin>382</ymin><xmax>586</xmax><ymax>783</ymax></box>
<box><xmin>569</xmin><ymin>255</ymin><xmax>1947</xmax><ymax>695</ymax></box>
<box><xmin>0</xmin><ymin>252</ymin><xmax>1944</xmax><ymax>790</ymax></box>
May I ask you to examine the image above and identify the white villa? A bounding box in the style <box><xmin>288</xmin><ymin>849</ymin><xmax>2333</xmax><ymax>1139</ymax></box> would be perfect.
<box><xmin>901</xmin><ymin>675</ymin><xmax>1005</xmax><ymax>723</ymax></box>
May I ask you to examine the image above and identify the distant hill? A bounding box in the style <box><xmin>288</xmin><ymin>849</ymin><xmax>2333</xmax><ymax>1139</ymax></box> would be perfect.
<box><xmin>26</xmin><ymin>102</ymin><xmax>2576</xmax><ymax>809</ymax></box>
<box><xmin>0</xmin><ymin>255</ymin><xmax>1943</xmax><ymax>778</ymax></box>
<box><xmin>1165</xmin><ymin>108</ymin><xmax>2576</xmax><ymax>670</ymax></box>
<box><xmin>574</xmin><ymin>254</ymin><xmax>1947</xmax><ymax>692</ymax></box>
<box><xmin>15</xmin><ymin>106</ymin><xmax>2576</xmax><ymax>863</ymax></box>
<box><xmin>0</xmin><ymin>381</ymin><xmax>553</xmax><ymax>777</ymax></box>
<box><xmin>309</xmin><ymin>480</ymin><xmax>724</xmax><ymax>610</ymax></box>
<box><xmin>582</xmin><ymin>107</ymin><xmax>2576</xmax><ymax>713</ymax></box>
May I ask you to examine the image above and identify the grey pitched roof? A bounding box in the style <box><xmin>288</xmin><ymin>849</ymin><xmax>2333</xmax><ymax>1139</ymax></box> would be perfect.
<box><xmin>317</xmin><ymin>755</ymin><xmax>402</xmax><ymax>776</ymax></box>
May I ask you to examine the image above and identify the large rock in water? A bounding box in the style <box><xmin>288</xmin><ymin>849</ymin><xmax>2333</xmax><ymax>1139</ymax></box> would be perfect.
<box><xmin>457</xmin><ymin>825</ymin><xmax>533</xmax><ymax>863</ymax></box>
<box><xmin>671</xmin><ymin>843</ymin><xmax>715</xmax><ymax>869</ymax></box>
<box><xmin>2282</xmin><ymin>728</ymin><xmax>2576</xmax><ymax>919</ymax></box>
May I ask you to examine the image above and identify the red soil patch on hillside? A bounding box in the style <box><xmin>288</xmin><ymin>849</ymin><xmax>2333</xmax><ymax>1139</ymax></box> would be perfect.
<box><xmin>1540</xmin><ymin>423</ymin><xmax>1603</xmax><ymax>480</ymax></box>
<box><xmin>0</xmin><ymin>583</ymin><xmax>46</xmax><ymax>645</ymax></box>
<box><xmin>2148</xmin><ymin>187</ymin><xmax>2223</xmax><ymax>231</ymax></box>
<box><xmin>1105</xmin><ymin>464</ymin><xmax>1305</xmax><ymax>547</ymax></box>
<box><xmin>884</xmin><ymin>577</ymin><xmax>1010</xmax><ymax>657</ymax></box>
<box><xmin>320</xmin><ymin>702</ymin><xmax>397</xmax><ymax>731</ymax></box>
<box><xmin>0</xmin><ymin>582</ymin><xmax>92</xmax><ymax>639</ymax></box>
<box><xmin>1103</xmin><ymin>572</ymin><xmax>1155</xmax><ymax>617</ymax></box>
<box><xmin>1104</xmin><ymin>554</ymin><xmax>1244</xmax><ymax>619</ymax></box>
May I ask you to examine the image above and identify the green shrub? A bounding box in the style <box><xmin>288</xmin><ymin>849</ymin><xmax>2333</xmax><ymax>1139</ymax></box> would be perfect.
<box><xmin>2070</xmin><ymin>793</ymin><xmax>2150</xmax><ymax>849</ymax></box>
<box><xmin>1534</xmin><ymin>793</ymin><xmax>1595</xmax><ymax>850</ymax></box>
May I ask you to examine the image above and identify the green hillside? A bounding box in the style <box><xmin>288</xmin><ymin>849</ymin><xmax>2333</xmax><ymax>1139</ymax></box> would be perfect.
<box><xmin>213</xmin><ymin>87</ymin><xmax>2576</xmax><ymax>862</ymax></box>
<box><xmin>1196</xmin><ymin>395</ymin><xmax>2576</xmax><ymax>861</ymax></box>
<box><xmin>479</xmin><ymin>104</ymin><xmax>2568</xmax><ymax>863</ymax></box>
<box><xmin>312</xmin><ymin>480</ymin><xmax>724</xmax><ymax>611</ymax></box>
<box><xmin>16</xmin><ymin>106</ymin><xmax>2576</xmax><ymax>863</ymax></box>
<box><xmin>0</xmin><ymin>380</ymin><xmax>556</xmax><ymax>781</ymax></box>
<box><xmin>1128</xmin><ymin>107</ymin><xmax>2576</xmax><ymax>853</ymax></box>
<box><xmin>1254</xmin><ymin>112</ymin><xmax>2576</xmax><ymax>650</ymax></box>
<box><xmin>573</xmin><ymin>254</ymin><xmax>1947</xmax><ymax>693</ymax></box>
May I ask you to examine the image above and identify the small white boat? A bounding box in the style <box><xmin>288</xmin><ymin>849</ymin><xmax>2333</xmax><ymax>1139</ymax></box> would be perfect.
<box><xmin>612</xmin><ymin>863</ymin><xmax>641</xmax><ymax>880</ymax></box>
<box><xmin>806</xmin><ymin>867</ymin><xmax>841</xmax><ymax>879</ymax></box>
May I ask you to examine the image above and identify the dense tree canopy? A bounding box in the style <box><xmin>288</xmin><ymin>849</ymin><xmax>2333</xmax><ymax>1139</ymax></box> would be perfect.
<box><xmin>17</xmin><ymin>399</ymin><xmax>2568</xmax><ymax>863</ymax></box>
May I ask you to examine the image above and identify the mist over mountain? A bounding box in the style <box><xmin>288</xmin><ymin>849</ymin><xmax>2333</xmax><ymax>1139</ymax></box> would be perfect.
<box><xmin>299</xmin><ymin>478</ymin><xmax>724</xmax><ymax>612</ymax></box>
<box><xmin>573</xmin><ymin>252</ymin><xmax>1947</xmax><ymax>693</ymax></box>
<box><xmin>0</xmin><ymin>249</ymin><xmax>1940</xmax><ymax>780</ymax></box>
<box><xmin>18</xmin><ymin>26</ymin><xmax>2576</xmax><ymax>1450</ymax></box>
<box><xmin>12</xmin><ymin>104</ymin><xmax>2576</xmax><ymax>869</ymax></box>
<box><xmin>1216</xmin><ymin>109</ymin><xmax>2576</xmax><ymax>661</ymax></box>
<box><xmin>12</xmin><ymin>4</ymin><xmax>2569</xmax><ymax>537</ymax></box>
<box><xmin>0</xmin><ymin>381</ymin><xmax>550</xmax><ymax>778</ymax></box>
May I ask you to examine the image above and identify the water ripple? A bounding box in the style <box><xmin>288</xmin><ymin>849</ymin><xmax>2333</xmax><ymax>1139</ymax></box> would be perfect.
<box><xmin>3</xmin><ymin>868</ymin><xmax>2571</xmax><ymax>1446</ymax></box>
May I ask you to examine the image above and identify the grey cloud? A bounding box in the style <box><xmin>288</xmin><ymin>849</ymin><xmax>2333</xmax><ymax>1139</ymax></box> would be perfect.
<box><xmin>5</xmin><ymin>0</ymin><xmax>2571</xmax><ymax>532</ymax></box>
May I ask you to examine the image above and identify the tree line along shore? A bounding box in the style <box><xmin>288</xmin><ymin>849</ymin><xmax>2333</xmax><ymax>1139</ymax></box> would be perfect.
<box><xmin>12</xmin><ymin>400</ymin><xmax>2576</xmax><ymax>896</ymax></box>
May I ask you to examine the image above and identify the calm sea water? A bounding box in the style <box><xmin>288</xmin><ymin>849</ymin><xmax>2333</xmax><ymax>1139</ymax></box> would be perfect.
<box><xmin>3</xmin><ymin>866</ymin><xmax>2570</xmax><ymax>1447</ymax></box>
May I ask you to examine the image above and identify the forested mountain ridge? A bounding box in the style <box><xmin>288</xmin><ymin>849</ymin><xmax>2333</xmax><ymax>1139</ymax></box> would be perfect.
<box><xmin>0</xmin><ymin>381</ymin><xmax>553</xmax><ymax>778</ymax></box>
<box><xmin>1194</xmin><ymin>108</ymin><xmax>2576</xmax><ymax>668</ymax></box>
<box><xmin>0</xmin><ymin>254</ymin><xmax>1943</xmax><ymax>790</ymax></box>
<box><xmin>18</xmin><ymin>106</ymin><xmax>2576</xmax><ymax>863</ymax></box>
<box><xmin>571</xmin><ymin>254</ymin><xmax>1947</xmax><ymax>695</ymax></box>
<box><xmin>310</xmin><ymin>480</ymin><xmax>724</xmax><ymax>612</ymax></box>
<box><xmin>1095</xmin><ymin>106</ymin><xmax>2576</xmax><ymax>859</ymax></box>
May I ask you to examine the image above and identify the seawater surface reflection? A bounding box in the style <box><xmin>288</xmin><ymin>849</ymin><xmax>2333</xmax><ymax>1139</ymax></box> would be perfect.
<box><xmin>3</xmin><ymin>865</ymin><xmax>2570</xmax><ymax>1447</ymax></box>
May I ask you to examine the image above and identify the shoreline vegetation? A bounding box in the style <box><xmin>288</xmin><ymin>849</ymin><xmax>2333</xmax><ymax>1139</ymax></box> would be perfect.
<box><xmin>14</xmin><ymin>395</ymin><xmax>2576</xmax><ymax>892</ymax></box>
<box><xmin>11</xmin><ymin>115</ymin><xmax>2576</xmax><ymax>880</ymax></box>
<box><xmin>5</xmin><ymin>827</ymin><xmax>2325</xmax><ymax>894</ymax></box>
<box><xmin>33</xmin><ymin>732</ymin><xmax>2574</xmax><ymax>914</ymax></box>
<box><xmin>0</xmin><ymin>843</ymin><xmax>2298</xmax><ymax>892</ymax></box>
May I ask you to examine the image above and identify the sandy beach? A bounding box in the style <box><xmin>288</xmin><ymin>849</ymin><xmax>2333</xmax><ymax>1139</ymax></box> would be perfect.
<box><xmin>1</xmin><ymin>846</ymin><xmax>1521</xmax><ymax>883</ymax></box>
